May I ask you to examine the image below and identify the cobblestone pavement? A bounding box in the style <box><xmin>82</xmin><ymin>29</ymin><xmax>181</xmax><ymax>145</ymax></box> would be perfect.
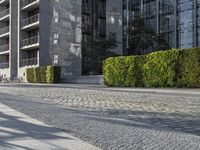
<box><xmin>0</xmin><ymin>83</ymin><xmax>200</xmax><ymax>150</ymax></box>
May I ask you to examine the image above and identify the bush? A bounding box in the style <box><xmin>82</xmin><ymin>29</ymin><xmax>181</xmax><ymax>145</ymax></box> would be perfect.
<box><xmin>177</xmin><ymin>48</ymin><xmax>200</xmax><ymax>87</ymax></box>
<box><xmin>33</xmin><ymin>67</ymin><xmax>40</xmax><ymax>83</ymax></box>
<box><xmin>103</xmin><ymin>56</ymin><xmax>143</xmax><ymax>87</ymax></box>
<box><xmin>26</xmin><ymin>66</ymin><xmax>61</xmax><ymax>83</ymax></box>
<box><xmin>143</xmin><ymin>50</ymin><xmax>179</xmax><ymax>87</ymax></box>
<box><xmin>26</xmin><ymin>68</ymin><xmax>34</xmax><ymax>83</ymax></box>
<box><xmin>39</xmin><ymin>66</ymin><xmax>46</xmax><ymax>83</ymax></box>
<box><xmin>103</xmin><ymin>48</ymin><xmax>200</xmax><ymax>88</ymax></box>
<box><xmin>46</xmin><ymin>66</ymin><xmax>61</xmax><ymax>83</ymax></box>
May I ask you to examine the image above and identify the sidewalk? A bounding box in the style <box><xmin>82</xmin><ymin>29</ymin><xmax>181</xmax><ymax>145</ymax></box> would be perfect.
<box><xmin>0</xmin><ymin>103</ymin><xmax>100</xmax><ymax>150</ymax></box>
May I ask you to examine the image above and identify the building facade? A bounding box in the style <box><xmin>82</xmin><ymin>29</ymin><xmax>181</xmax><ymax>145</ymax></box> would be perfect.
<box><xmin>1</xmin><ymin>0</ymin><xmax>199</xmax><ymax>81</ymax></box>
<box><xmin>0</xmin><ymin>0</ymin><xmax>123</xmax><ymax>80</ymax></box>
<box><xmin>123</xmin><ymin>0</ymin><xmax>200</xmax><ymax>54</ymax></box>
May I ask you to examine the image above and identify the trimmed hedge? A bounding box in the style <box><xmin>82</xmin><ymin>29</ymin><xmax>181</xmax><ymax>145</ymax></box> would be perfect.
<box><xmin>143</xmin><ymin>50</ymin><xmax>179</xmax><ymax>87</ymax></box>
<box><xmin>26</xmin><ymin>68</ymin><xmax>34</xmax><ymax>83</ymax></box>
<box><xmin>46</xmin><ymin>66</ymin><xmax>61</xmax><ymax>83</ymax></box>
<box><xmin>103</xmin><ymin>56</ymin><xmax>144</xmax><ymax>87</ymax></box>
<box><xmin>103</xmin><ymin>48</ymin><xmax>200</xmax><ymax>87</ymax></box>
<box><xmin>177</xmin><ymin>48</ymin><xmax>200</xmax><ymax>87</ymax></box>
<box><xmin>39</xmin><ymin>66</ymin><xmax>47</xmax><ymax>83</ymax></box>
<box><xmin>26</xmin><ymin>66</ymin><xmax>61</xmax><ymax>83</ymax></box>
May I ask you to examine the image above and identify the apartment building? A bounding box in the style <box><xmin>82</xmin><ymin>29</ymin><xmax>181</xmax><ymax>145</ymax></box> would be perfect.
<box><xmin>0</xmin><ymin>0</ymin><xmax>123</xmax><ymax>81</ymax></box>
<box><xmin>1</xmin><ymin>0</ymin><xmax>200</xmax><ymax>82</ymax></box>
<box><xmin>0</xmin><ymin>0</ymin><xmax>18</xmax><ymax>80</ymax></box>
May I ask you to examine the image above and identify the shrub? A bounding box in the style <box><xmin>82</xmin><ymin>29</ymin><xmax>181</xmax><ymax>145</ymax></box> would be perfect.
<box><xmin>33</xmin><ymin>67</ymin><xmax>39</xmax><ymax>83</ymax></box>
<box><xmin>103</xmin><ymin>48</ymin><xmax>200</xmax><ymax>88</ymax></box>
<box><xmin>26</xmin><ymin>68</ymin><xmax>34</xmax><ymax>83</ymax></box>
<box><xmin>143</xmin><ymin>50</ymin><xmax>179</xmax><ymax>87</ymax></box>
<box><xmin>39</xmin><ymin>66</ymin><xmax>46</xmax><ymax>83</ymax></box>
<box><xmin>103</xmin><ymin>56</ymin><xmax>140</xmax><ymax>87</ymax></box>
<box><xmin>26</xmin><ymin>66</ymin><xmax>61</xmax><ymax>83</ymax></box>
<box><xmin>46</xmin><ymin>66</ymin><xmax>61</xmax><ymax>83</ymax></box>
<box><xmin>177</xmin><ymin>48</ymin><xmax>200</xmax><ymax>87</ymax></box>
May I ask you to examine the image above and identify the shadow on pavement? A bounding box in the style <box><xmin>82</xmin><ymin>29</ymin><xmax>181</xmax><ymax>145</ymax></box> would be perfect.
<box><xmin>0</xmin><ymin>111</ymin><xmax>71</xmax><ymax>150</ymax></box>
<box><xmin>1</xmin><ymin>91</ymin><xmax>200</xmax><ymax>139</ymax></box>
<box><xmin>80</xmin><ymin>109</ymin><xmax>200</xmax><ymax>136</ymax></box>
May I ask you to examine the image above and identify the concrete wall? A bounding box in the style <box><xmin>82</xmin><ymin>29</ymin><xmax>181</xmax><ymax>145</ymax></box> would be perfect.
<box><xmin>40</xmin><ymin>0</ymin><xmax>82</xmax><ymax>78</ymax></box>
<box><xmin>106</xmin><ymin>0</ymin><xmax>123</xmax><ymax>55</ymax></box>
<box><xmin>10</xmin><ymin>0</ymin><xmax>18</xmax><ymax>79</ymax></box>
<box><xmin>39</xmin><ymin>0</ymin><xmax>52</xmax><ymax>67</ymax></box>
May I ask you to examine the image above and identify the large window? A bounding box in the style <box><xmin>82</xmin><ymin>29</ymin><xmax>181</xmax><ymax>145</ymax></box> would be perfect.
<box><xmin>123</xmin><ymin>0</ymin><xmax>200</xmax><ymax>53</ymax></box>
<box><xmin>82</xmin><ymin>0</ymin><xmax>106</xmax><ymax>75</ymax></box>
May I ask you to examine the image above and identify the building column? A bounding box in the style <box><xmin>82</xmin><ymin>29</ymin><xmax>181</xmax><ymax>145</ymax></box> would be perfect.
<box><xmin>174</xmin><ymin>0</ymin><xmax>178</xmax><ymax>48</ymax></box>
<box><xmin>10</xmin><ymin>0</ymin><xmax>18</xmax><ymax>79</ymax></box>
<box><xmin>194</xmin><ymin>0</ymin><xmax>197</xmax><ymax>47</ymax></box>
<box><xmin>156</xmin><ymin>0</ymin><xmax>159</xmax><ymax>35</ymax></box>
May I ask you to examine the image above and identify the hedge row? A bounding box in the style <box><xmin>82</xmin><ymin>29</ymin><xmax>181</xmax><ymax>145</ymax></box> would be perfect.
<box><xmin>26</xmin><ymin>66</ymin><xmax>61</xmax><ymax>83</ymax></box>
<box><xmin>103</xmin><ymin>48</ymin><xmax>200</xmax><ymax>87</ymax></box>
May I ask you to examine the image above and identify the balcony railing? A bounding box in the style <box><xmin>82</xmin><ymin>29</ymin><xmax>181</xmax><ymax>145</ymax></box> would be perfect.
<box><xmin>21</xmin><ymin>35</ymin><xmax>39</xmax><ymax>48</ymax></box>
<box><xmin>21</xmin><ymin>0</ymin><xmax>38</xmax><ymax>8</ymax></box>
<box><xmin>0</xmin><ymin>44</ymin><xmax>9</xmax><ymax>53</ymax></box>
<box><xmin>0</xmin><ymin>27</ymin><xmax>9</xmax><ymax>36</ymax></box>
<box><xmin>0</xmin><ymin>62</ymin><xmax>9</xmax><ymax>69</ymax></box>
<box><xmin>0</xmin><ymin>0</ymin><xmax>9</xmax><ymax>5</ymax></box>
<box><xmin>0</xmin><ymin>9</ymin><xmax>9</xmax><ymax>19</ymax></box>
<box><xmin>22</xmin><ymin>14</ymin><xmax>39</xmax><ymax>28</ymax></box>
<box><xmin>21</xmin><ymin>57</ymin><xmax>37</xmax><ymax>66</ymax></box>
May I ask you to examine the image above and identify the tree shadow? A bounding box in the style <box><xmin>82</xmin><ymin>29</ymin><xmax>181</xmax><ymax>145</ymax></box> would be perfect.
<box><xmin>20</xmin><ymin>98</ymin><xmax>197</xmax><ymax>139</ymax></box>
<box><xmin>0</xmin><ymin>111</ymin><xmax>72</xmax><ymax>150</ymax></box>
<box><xmin>62</xmin><ymin>107</ymin><xmax>200</xmax><ymax>136</ymax></box>
<box><xmin>1</xmin><ymin>91</ymin><xmax>200</xmax><ymax>142</ymax></box>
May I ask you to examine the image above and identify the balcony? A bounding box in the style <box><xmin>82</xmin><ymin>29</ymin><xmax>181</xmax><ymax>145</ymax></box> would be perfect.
<box><xmin>21</xmin><ymin>0</ymin><xmax>39</xmax><ymax>11</ymax></box>
<box><xmin>0</xmin><ymin>44</ymin><xmax>9</xmax><ymax>54</ymax></box>
<box><xmin>0</xmin><ymin>27</ymin><xmax>9</xmax><ymax>38</ymax></box>
<box><xmin>0</xmin><ymin>62</ymin><xmax>9</xmax><ymax>69</ymax></box>
<box><xmin>21</xmin><ymin>14</ymin><xmax>39</xmax><ymax>30</ymax></box>
<box><xmin>21</xmin><ymin>35</ymin><xmax>39</xmax><ymax>50</ymax></box>
<box><xmin>0</xmin><ymin>0</ymin><xmax>9</xmax><ymax>5</ymax></box>
<box><xmin>21</xmin><ymin>57</ymin><xmax>38</xmax><ymax>67</ymax></box>
<box><xmin>82</xmin><ymin>4</ymin><xmax>91</xmax><ymax>14</ymax></box>
<box><xmin>0</xmin><ymin>9</ymin><xmax>9</xmax><ymax>22</ymax></box>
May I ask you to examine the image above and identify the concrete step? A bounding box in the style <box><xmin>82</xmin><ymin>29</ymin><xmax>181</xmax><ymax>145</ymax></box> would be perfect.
<box><xmin>63</xmin><ymin>75</ymin><xmax>104</xmax><ymax>85</ymax></box>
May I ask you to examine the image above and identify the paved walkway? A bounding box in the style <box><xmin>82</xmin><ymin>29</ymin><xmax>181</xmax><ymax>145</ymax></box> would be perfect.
<box><xmin>0</xmin><ymin>83</ymin><xmax>200</xmax><ymax>150</ymax></box>
<box><xmin>0</xmin><ymin>102</ymin><xmax>100</xmax><ymax>150</ymax></box>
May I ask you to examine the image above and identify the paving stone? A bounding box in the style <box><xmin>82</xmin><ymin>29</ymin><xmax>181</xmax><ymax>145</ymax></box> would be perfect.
<box><xmin>0</xmin><ymin>83</ymin><xmax>200</xmax><ymax>150</ymax></box>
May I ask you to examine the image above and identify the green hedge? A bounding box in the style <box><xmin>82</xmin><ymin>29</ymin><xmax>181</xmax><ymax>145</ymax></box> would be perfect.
<box><xmin>143</xmin><ymin>50</ymin><xmax>179</xmax><ymax>87</ymax></box>
<box><xmin>103</xmin><ymin>56</ymin><xmax>144</xmax><ymax>87</ymax></box>
<box><xmin>26</xmin><ymin>68</ymin><xmax>34</xmax><ymax>83</ymax></box>
<box><xmin>103</xmin><ymin>48</ymin><xmax>200</xmax><ymax>87</ymax></box>
<box><xmin>26</xmin><ymin>66</ymin><xmax>61</xmax><ymax>83</ymax></box>
<box><xmin>177</xmin><ymin>48</ymin><xmax>200</xmax><ymax>87</ymax></box>
<box><xmin>46</xmin><ymin>66</ymin><xmax>61</xmax><ymax>83</ymax></box>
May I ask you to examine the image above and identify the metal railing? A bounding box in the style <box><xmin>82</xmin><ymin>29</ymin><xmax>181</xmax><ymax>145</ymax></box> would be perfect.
<box><xmin>0</xmin><ymin>44</ymin><xmax>9</xmax><ymax>53</ymax></box>
<box><xmin>21</xmin><ymin>57</ymin><xmax>38</xmax><ymax>66</ymax></box>
<box><xmin>0</xmin><ymin>9</ymin><xmax>9</xmax><ymax>19</ymax></box>
<box><xmin>0</xmin><ymin>0</ymin><xmax>9</xmax><ymax>4</ymax></box>
<box><xmin>22</xmin><ymin>14</ymin><xmax>39</xmax><ymax>28</ymax></box>
<box><xmin>21</xmin><ymin>0</ymin><xmax>38</xmax><ymax>8</ymax></box>
<box><xmin>0</xmin><ymin>62</ymin><xmax>9</xmax><ymax>69</ymax></box>
<box><xmin>21</xmin><ymin>35</ymin><xmax>39</xmax><ymax>48</ymax></box>
<box><xmin>0</xmin><ymin>27</ymin><xmax>9</xmax><ymax>36</ymax></box>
